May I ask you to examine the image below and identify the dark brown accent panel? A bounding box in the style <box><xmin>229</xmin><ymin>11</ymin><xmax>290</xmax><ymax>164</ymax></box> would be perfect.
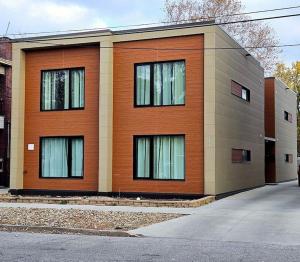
<box><xmin>265</xmin><ymin>78</ymin><xmax>275</xmax><ymax>138</ymax></box>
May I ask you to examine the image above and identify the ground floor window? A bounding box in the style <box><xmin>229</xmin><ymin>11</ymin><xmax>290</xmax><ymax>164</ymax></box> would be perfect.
<box><xmin>232</xmin><ymin>148</ymin><xmax>251</xmax><ymax>163</ymax></box>
<box><xmin>134</xmin><ymin>135</ymin><xmax>185</xmax><ymax>180</ymax></box>
<box><xmin>40</xmin><ymin>136</ymin><xmax>83</xmax><ymax>178</ymax></box>
<box><xmin>285</xmin><ymin>154</ymin><xmax>293</xmax><ymax>163</ymax></box>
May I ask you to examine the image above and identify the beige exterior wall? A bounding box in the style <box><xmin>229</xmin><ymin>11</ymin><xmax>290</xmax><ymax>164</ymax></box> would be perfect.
<box><xmin>274</xmin><ymin>79</ymin><xmax>297</xmax><ymax>182</ymax></box>
<box><xmin>98</xmin><ymin>38</ymin><xmax>113</xmax><ymax>192</ymax></box>
<box><xmin>10</xmin><ymin>48</ymin><xmax>25</xmax><ymax>189</ymax></box>
<box><xmin>213</xmin><ymin>27</ymin><xmax>265</xmax><ymax>195</ymax></box>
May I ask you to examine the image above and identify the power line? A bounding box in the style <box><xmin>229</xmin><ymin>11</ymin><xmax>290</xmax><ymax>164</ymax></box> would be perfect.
<box><xmin>6</xmin><ymin>12</ymin><xmax>300</xmax><ymax>45</ymax></box>
<box><xmin>5</xmin><ymin>4</ymin><xmax>300</xmax><ymax>37</ymax></box>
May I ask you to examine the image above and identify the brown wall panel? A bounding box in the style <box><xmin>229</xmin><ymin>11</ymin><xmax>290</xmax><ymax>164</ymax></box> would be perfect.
<box><xmin>265</xmin><ymin>78</ymin><xmax>275</xmax><ymax>138</ymax></box>
<box><xmin>24</xmin><ymin>46</ymin><xmax>99</xmax><ymax>191</ymax></box>
<box><xmin>113</xmin><ymin>35</ymin><xmax>204</xmax><ymax>195</ymax></box>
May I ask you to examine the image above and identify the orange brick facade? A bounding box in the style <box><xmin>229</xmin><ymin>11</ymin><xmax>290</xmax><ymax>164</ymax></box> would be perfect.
<box><xmin>112</xmin><ymin>35</ymin><xmax>204</xmax><ymax>194</ymax></box>
<box><xmin>23</xmin><ymin>46</ymin><xmax>99</xmax><ymax>191</ymax></box>
<box><xmin>22</xmin><ymin>35</ymin><xmax>205</xmax><ymax>195</ymax></box>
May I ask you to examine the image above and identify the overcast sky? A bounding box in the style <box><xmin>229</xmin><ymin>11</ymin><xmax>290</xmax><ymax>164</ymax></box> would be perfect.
<box><xmin>0</xmin><ymin>0</ymin><xmax>299</xmax><ymax>66</ymax></box>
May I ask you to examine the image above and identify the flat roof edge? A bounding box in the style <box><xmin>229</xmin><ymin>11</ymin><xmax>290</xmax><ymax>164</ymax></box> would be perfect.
<box><xmin>12</xmin><ymin>21</ymin><xmax>215</xmax><ymax>42</ymax></box>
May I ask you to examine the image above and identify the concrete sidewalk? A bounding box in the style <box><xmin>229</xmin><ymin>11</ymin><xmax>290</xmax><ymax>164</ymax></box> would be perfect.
<box><xmin>131</xmin><ymin>181</ymin><xmax>300</xmax><ymax>246</ymax></box>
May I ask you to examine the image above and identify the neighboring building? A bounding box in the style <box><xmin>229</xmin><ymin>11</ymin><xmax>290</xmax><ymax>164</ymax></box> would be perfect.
<box><xmin>0</xmin><ymin>38</ymin><xmax>11</xmax><ymax>187</ymax></box>
<box><xmin>9</xmin><ymin>22</ymin><xmax>265</xmax><ymax>197</ymax></box>
<box><xmin>265</xmin><ymin>77</ymin><xmax>297</xmax><ymax>183</ymax></box>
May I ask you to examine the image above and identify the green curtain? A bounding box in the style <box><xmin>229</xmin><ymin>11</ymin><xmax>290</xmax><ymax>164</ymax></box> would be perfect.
<box><xmin>71</xmin><ymin>69</ymin><xmax>84</xmax><ymax>108</ymax></box>
<box><xmin>136</xmin><ymin>65</ymin><xmax>150</xmax><ymax>105</ymax></box>
<box><xmin>42</xmin><ymin>70</ymin><xmax>69</xmax><ymax>110</ymax></box>
<box><xmin>153</xmin><ymin>136</ymin><xmax>184</xmax><ymax>180</ymax></box>
<box><xmin>71</xmin><ymin>138</ymin><xmax>84</xmax><ymax>177</ymax></box>
<box><xmin>136</xmin><ymin>137</ymin><xmax>150</xmax><ymax>178</ymax></box>
<box><xmin>41</xmin><ymin>138</ymin><xmax>68</xmax><ymax>177</ymax></box>
<box><xmin>154</xmin><ymin>61</ymin><xmax>185</xmax><ymax>106</ymax></box>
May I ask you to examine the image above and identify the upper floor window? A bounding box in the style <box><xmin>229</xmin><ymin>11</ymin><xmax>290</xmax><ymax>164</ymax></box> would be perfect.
<box><xmin>135</xmin><ymin>61</ymin><xmax>185</xmax><ymax>107</ymax></box>
<box><xmin>284</xmin><ymin>111</ymin><xmax>292</xmax><ymax>123</ymax></box>
<box><xmin>231</xmin><ymin>80</ymin><xmax>250</xmax><ymax>102</ymax></box>
<box><xmin>232</xmin><ymin>148</ymin><xmax>251</xmax><ymax>163</ymax></box>
<box><xmin>41</xmin><ymin>68</ymin><xmax>84</xmax><ymax>111</ymax></box>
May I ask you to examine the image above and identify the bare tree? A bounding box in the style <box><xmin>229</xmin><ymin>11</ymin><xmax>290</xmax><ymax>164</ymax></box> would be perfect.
<box><xmin>163</xmin><ymin>0</ymin><xmax>281</xmax><ymax>75</ymax></box>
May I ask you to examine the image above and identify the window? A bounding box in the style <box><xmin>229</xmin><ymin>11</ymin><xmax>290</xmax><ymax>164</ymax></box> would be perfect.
<box><xmin>134</xmin><ymin>135</ymin><xmax>185</xmax><ymax>180</ymax></box>
<box><xmin>41</xmin><ymin>68</ymin><xmax>84</xmax><ymax>111</ymax></box>
<box><xmin>284</xmin><ymin>111</ymin><xmax>292</xmax><ymax>123</ymax></box>
<box><xmin>40</xmin><ymin>137</ymin><xmax>84</xmax><ymax>178</ymax></box>
<box><xmin>231</xmin><ymin>80</ymin><xmax>250</xmax><ymax>102</ymax></box>
<box><xmin>285</xmin><ymin>154</ymin><xmax>293</xmax><ymax>163</ymax></box>
<box><xmin>232</xmin><ymin>149</ymin><xmax>251</xmax><ymax>163</ymax></box>
<box><xmin>135</xmin><ymin>61</ymin><xmax>185</xmax><ymax>106</ymax></box>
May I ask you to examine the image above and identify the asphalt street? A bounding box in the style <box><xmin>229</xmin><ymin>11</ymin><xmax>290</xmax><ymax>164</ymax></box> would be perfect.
<box><xmin>0</xmin><ymin>181</ymin><xmax>299</xmax><ymax>261</ymax></box>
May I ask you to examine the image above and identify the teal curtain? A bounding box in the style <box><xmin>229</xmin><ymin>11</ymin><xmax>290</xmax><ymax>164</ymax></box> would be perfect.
<box><xmin>154</xmin><ymin>61</ymin><xmax>185</xmax><ymax>106</ymax></box>
<box><xmin>42</xmin><ymin>70</ymin><xmax>69</xmax><ymax>110</ymax></box>
<box><xmin>41</xmin><ymin>138</ymin><xmax>68</xmax><ymax>178</ymax></box>
<box><xmin>153</xmin><ymin>136</ymin><xmax>184</xmax><ymax>180</ymax></box>
<box><xmin>136</xmin><ymin>65</ymin><xmax>150</xmax><ymax>105</ymax></box>
<box><xmin>71</xmin><ymin>138</ymin><xmax>84</xmax><ymax>177</ymax></box>
<box><xmin>41</xmin><ymin>137</ymin><xmax>83</xmax><ymax>178</ymax></box>
<box><xmin>71</xmin><ymin>69</ymin><xmax>84</xmax><ymax>108</ymax></box>
<box><xmin>136</xmin><ymin>137</ymin><xmax>150</xmax><ymax>178</ymax></box>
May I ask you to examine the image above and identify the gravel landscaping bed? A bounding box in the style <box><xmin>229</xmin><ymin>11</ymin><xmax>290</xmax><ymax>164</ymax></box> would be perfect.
<box><xmin>0</xmin><ymin>208</ymin><xmax>182</xmax><ymax>231</ymax></box>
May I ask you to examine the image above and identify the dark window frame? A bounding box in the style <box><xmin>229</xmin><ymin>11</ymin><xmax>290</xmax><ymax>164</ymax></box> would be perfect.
<box><xmin>39</xmin><ymin>136</ymin><xmax>84</xmax><ymax>179</ymax></box>
<box><xmin>133</xmin><ymin>134</ymin><xmax>186</xmax><ymax>181</ymax></box>
<box><xmin>285</xmin><ymin>154</ymin><xmax>293</xmax><ymax>163</ymax></box>
<box><xmin>40</xmin><ymin>67</ymin><xmax>85</xmax><ymax>112</ymax></box>
<box><xmin>284</xmin><ymin>111</ymin><xmax>292</xmax><ymax>123</ymax></box>
<box><xmin>232</xmin><ymin>148</ymin><xmax>251</xmax><ymax>163</ymax></box>
<box><xmin>134</xmin><ymin>60</ymin><xmax>186</xmax><ymax>107</ymax></box>
<box><xmin>231</xmin><ymin>80</ymin><xmax>250</xmax><ymax>102</ymax></box>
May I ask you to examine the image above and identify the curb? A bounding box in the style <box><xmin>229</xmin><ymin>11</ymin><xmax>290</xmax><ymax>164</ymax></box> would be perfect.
<box><xmin>0</xmin><ymin>224</ymin><xmax>139</xmax><ymax>237</ymax></box>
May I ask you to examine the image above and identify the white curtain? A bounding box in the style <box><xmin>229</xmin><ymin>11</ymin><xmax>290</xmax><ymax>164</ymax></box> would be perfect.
<box><xmin>41</xmin><ymin>138</ymin><xmax>68</xmax><ymax>177</ymax></box>
<box><xmin>153</xmin><ymin>136</ymin><xmax>184</xmax><ymax>179</ymax></box>
<box><xmin>154</xmin><ymin>61</ymin><xmax>185</xmax><ymax>106</ymax></box>
<box><xmin>136</xmin><ymin>65</ymin><xmax>150</xmax><ymax>105</ymax></box>
<box><xmin>71</xmin><ymin>138</ymin><xmax>84</xmax><ymax>177</ymax></box>
<box><xmin>42</xmin><ymin>70</ymin><xmax>69</xmax><ymax>110</ymax></box>
<box><xmin>71</xmin><ymin>69</ymin><xmax>84</xmax><ymax>108</ymax></box>
<box><xmin>136</xmin><ymin>137</ymin><xmax>150</xmax><ymax>178</ymax></box>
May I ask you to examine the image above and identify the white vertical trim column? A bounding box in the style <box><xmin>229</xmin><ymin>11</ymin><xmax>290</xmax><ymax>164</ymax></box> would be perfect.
<box><xmin>10</xmin><ymin>47</ymin><xmax>25</xmax><ymax>189</ymax></box>
<box><xmin>98</xmin><ymin>38</ymin><xmax>113</xmax><ymax>192</ymax></box>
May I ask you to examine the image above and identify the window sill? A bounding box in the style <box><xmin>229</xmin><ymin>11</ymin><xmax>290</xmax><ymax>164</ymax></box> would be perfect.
<box><xmin>40</xmin><ymin>108</ymin><xmax>85</xmax><ymax>112</ymax></box>
<box><xmin>133</xmin><ymin>178</ymin><xmax>185</xmax><ymax>181</ymax></box>
<box><xmin>134</xmin><ymin>104</ymin><xmax>185</xmax><ymax>108</ymax></box>
<box><xmin>39</xmin><ymin>177</ymin><xmax>84</xmax><ymax>179</ymax></box>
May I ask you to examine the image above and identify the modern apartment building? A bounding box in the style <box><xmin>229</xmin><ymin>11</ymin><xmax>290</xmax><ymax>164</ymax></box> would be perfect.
<box><xmin>0</xmin><ymin>38</ymin><xmax>11</xmax><ymax>187</ymax></box>
<box><xmin>265</xmin><ymin>77</ymin><xmax>297</xmax><ymax>183</ymax></box>
<box><xmin>10</xmin><ymin>22</ymin><xmax>266</xmax><ymax>197</ymax></box>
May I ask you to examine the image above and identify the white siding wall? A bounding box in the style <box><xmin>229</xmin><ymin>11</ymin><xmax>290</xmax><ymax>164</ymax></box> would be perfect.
<box><xmin>275</xmin><ymin>79</ymin><xmax>297</xmax><ymax>182</ymax></box>
<box><xmin>214</xmin><ymin>27</ymin><xmax>265</xmax><ymax>195</ymax></box>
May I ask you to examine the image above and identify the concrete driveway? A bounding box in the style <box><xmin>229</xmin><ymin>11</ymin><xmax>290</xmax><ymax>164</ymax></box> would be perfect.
<box><xmin>132</xmin><ymin>180</ymin><xmax>300</xmax><ymax>246</ymax></box>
